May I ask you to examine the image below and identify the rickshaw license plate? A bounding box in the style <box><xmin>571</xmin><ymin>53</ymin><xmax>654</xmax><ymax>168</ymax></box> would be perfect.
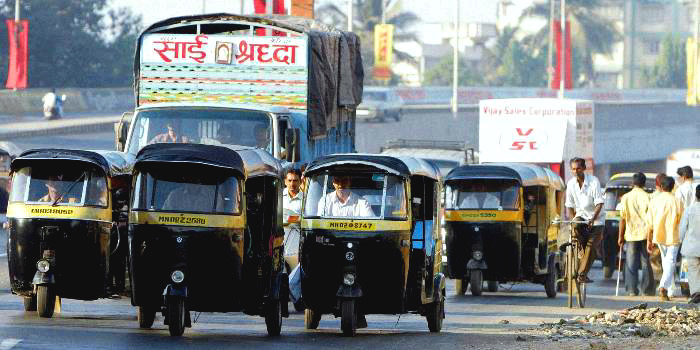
<box><xmin>326</xmin><ymin>221</ymin><xmax>376</xmax><ymax>231</ymax></box>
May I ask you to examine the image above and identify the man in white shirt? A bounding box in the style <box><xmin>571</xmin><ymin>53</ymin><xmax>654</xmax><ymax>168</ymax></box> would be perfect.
<box><xmin>565</xmin><ymin>157</ymin><xmax>605</xmax><ymax>283</ymax></box>
<box><xmin>318</xmin><ymin>176</ymin><xmax>374</xmax><ymax>217</ymax></box>
<box><xmin>458</xmin><ymin>182</ymin><xmax>500</xmax><ymax>209</ymax></box>
<box><xmin>676</xmin><ymin>166</ymin><xmax>696</xmax><ymax>209</ymax></box>
<box><xmin>283</xmin><ymin>168</ymin><xmax>303</xmax><ymax>230</ymax></box>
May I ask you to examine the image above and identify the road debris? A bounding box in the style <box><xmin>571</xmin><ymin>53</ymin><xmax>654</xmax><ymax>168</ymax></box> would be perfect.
<box><xmin>527</xmin><ymin>306</ymin><xmax>700</xmax><ymax>339</ymax></box>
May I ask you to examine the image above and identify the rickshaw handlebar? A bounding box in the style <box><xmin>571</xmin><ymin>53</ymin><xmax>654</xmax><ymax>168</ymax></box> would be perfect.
<box><xmin>551</xmin><ymin>219</ymin><xmax>589</xmax><ymax>225</ymax></box>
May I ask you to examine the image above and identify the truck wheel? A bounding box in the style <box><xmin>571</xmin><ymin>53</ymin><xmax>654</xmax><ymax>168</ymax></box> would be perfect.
<box><xmin>23</xmin><ymin>295</ymin><xmax>37</xmax><ymax>312</ymax></box>
<box><xmin>341</xmin><ymin>300</ymin><xmax>357</xmax><ymax>337</ymax></box>
<box><xmin>265</xmin><ymin>298</ymin><xmax>282</xmax><ymax>336</ymax></box>
<box><xmin>304</xmin><ymin>308</ymin><xmax>321</xmax><ymax>329</ymax></box>
<box><xmin>37</xmin><ymin>285</ymin><xmax>56</xmax><ymax>318</ymax></box>
<box><xmin>470</xmin><ymin>270</ymin><xmax>483</xmax><ymax>296</ymax></box>
<box><xmin>138</xmin><ymin>306</ymin><xmax>156</xmax><ymax>329</ymax></box>
<box><xmin>167</xmin><ymin>297</ymin><xmax>186</xmax><ymax>336</ymax></box>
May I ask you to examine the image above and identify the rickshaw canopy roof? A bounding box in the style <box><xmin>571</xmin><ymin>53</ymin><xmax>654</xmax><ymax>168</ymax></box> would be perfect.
<box><xmin>445</xmin><ymin>163</ymin><xmax>565</xmax><ymax>190</ymax></box>
<box><xmin>135</xmin><ymin>143</ymin><xmax>282</xmax><ymax>179</ymax></box>
<box><xmin>11</xmin><ymin>149</ymin><xmax>134</xmax><ymax>177</ymax></box>
<box><xmin>305</xmin><ymin>154</ymin><xmax>441</xmax><ymax>180</ymax></box>
<box><xmin>605</xmin><ymin>172</ymin><xmax>656</xmax><ymax>191</ymax></box>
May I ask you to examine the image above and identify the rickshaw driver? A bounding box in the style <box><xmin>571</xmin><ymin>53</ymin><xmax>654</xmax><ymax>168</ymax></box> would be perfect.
<box><xmin>318</xmin><ymin>176</ymin><xmax>374</xmax><ymax>217</ymax></box>
<box><xmin>163</xmin><ymin>181</ymin><xmax>219</xmax><ymax>212</ymax></box>
<box><xmin>565</xmin><ymin>157</ymin><xmax>605</xmax><ymax>284</ymax></box>
<box><xmin>459</xmin><ymin>182</ymin><xmax>500</xmax><ymax>209</ymax></box>
<box><xmin>38</xmin><ymin>176</ymin><xmax>78</xmax><ymax>204</ymax></box>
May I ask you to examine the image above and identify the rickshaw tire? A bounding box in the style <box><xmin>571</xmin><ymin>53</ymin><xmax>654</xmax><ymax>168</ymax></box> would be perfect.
<box><xmin>545</xmin><ymin>264</ymin><xmax>557</xmax><ymax>298</ymax></box>
<box><xmin>167</xmin><ymin>297</ymin><xmax>186</xmax><ymax>337</ymax></box>
<box><xmin>23</xmin><ymin>295</ymin><xmax>37</xmax><ymax>312</ymax></box>
<box><xmin>426</xmin><ymin>291</ymin><xmax>444</xmax><ymax>332</ymax></box>
<box><xmin>138</xmin><ymin>306</ymin><xmax>156</xmax><ymax>329</ymax></box>
<box><xmin>487</xmin><ymin>281</ymin><xmax>498</xmax><ymax>293</ymax></box>
<box><xmin>265</xmin><ymin>298</ymin><xmax>282</xmax><ymax>336</ymax></box>
<box><xmin>37</xmin><ymin>285</ymin><xmax>55</xmax><ymax>318</ymax></box>
<box><xmin>341</xmin><ymin>300</ymin><xmax>357</xmax><ymax>337</ymax></box>
<box><xmin>454</xmin><ymin>279</ymin><xmax>466</xmax><ymax>296</ymax></box>
<box><xmin>304</xmin><ymin>308</ymin><xmax>321</xmax><ymax>329</ymax></box>
<box><xmin>470</xmin><ymin>271</ymin><xmax>483</xmax><ymax>296</ymax></box>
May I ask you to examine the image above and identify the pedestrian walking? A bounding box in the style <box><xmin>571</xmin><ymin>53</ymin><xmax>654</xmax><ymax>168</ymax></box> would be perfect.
<box><xmin>618</xmin><ymin>172</ymin><xmax>654</xmax><ymax>296</ymax></box>
<box><xmin>676</xmin><ymin>166</ymin><xmax>696</xmax><ymax>209</ymax></box>
<box><xmin>680</xmin><ymin>185</ymin><xmax>700</xmax><ymax>303</ymax></box>
<box><xmin>565</xmin><ymin>157</ymin><xmax>605</xmax><ymax>283</ymax></box>
<box><xmin>646</xmin><ymin>176</ymin><xmax>685</xmax><ymax>301</ymax></box>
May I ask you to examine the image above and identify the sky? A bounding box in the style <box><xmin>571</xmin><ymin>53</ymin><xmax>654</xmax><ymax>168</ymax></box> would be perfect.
<box><xmin>115</xmin><ymin>0</ymin><xmax>502</xmax><ymax>30</ymax></box>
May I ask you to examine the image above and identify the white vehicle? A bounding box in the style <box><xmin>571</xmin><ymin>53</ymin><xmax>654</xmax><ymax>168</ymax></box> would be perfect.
<box><xmin>666</xmin><ymin>149</ymin><xmax>700</xmax><ymax>176</ymax></box>
<box><xmin>379</xmin><ymin>139</ymin><xmax>476</xmax><ymax>176</ymax></box>
<box><xmin>356</xmin><ymin>87</ymin><xmax>403</xmax><ymax>123</ymax></box>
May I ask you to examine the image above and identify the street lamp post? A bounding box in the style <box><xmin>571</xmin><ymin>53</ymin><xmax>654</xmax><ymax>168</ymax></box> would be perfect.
<box><xmin>558</xmin><ymin>0</ymin><xmax>566</xmax><ymax>99</ymax></box>
<box><xmin>452</xmin><ymin>0</ymin><xmax>459</xmax><ymax>118</ymax></box>
<box><xmin>348</xmin><ymin>0</ymin><xmax>353</xmax><ymax>32</ymax></box>
<box><xmin>13</xmin><ymin>0</ymin><xmax>20</xmax><ymax>91</ymax></box>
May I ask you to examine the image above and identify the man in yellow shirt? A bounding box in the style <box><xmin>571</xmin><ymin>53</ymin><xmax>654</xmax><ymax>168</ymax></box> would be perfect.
<box><xmin>617</xmin><ymin>173</ymin><xmax>654</xmax><ymax>296</ymax></box>
<box><xmin>646</xmin><ymin>176</ymin><xmax>685</xmax><ymax>301</ymax></box>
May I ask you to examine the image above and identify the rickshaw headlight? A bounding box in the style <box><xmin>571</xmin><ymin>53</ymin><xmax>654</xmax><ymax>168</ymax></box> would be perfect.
<box><xmin>473</xmin><ymin>251</ymin><xmax>483</xmax><ymax>261</ymax></box>
<box><xmin>36</xmin><ymin>259</ymin><xmax>50</xmax><ymax>273</ymax></box>
<box><xmin>343</xmin><ymin>273</ymin><xmax>356</xmax><ymax>286</ymax></box>
<box><xmin>171</xmin><ymin>270</ymin><xmax>185</xmax><ymax>284</ymax></box>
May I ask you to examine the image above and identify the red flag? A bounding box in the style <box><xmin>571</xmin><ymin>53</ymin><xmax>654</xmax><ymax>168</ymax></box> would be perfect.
<box><xmin>254</xmin><ymin>0</ymin><xmax>287</xmax><ymax>36</ymax></box>
<box><xmin>551</xmin><ymin>20</ymin><xmax>572</xmax><ymax>90</ymax></box>
<box><xmin>6</xmin><ymin>19</ymin><xmax>29</xmax><ymax>89</ymax></box>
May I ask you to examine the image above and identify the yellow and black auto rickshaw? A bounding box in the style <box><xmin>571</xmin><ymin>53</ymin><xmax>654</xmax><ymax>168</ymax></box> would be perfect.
<box><xmin>128</xmin><ymin>143</ymin><xmax>288</xmax><ymax>337</ymax></box>
<box><xmin>601</xmin><ymin>173</ymin><xmax>656</xmax><ymax>279</ymax></box>
<box><xmin>444</xmin><ymin>163</ymin><xmax>565</xmax><ymax>297</ymax></box>
<box><xmin>300</xmin><ymin>154</ymin><xmax>445</xmax><ymax>336</ymax></box>
<box><xmin>6</xmin><ymin>149</ymin><xmax>133</xmax><ymax>317</ymax></box>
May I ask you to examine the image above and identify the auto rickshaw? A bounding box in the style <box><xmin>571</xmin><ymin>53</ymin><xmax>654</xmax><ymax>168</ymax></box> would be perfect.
<box><xmin>6</xmin><ymin>148</ymin><xmax>133</xmax><ymax>317</ymax></box>
<box><xmin>601</xmin><ymin>173</ymin><xmax>656</xmax><ymax>279</ymax></box>
<box><xmin>128</xmin><ymin>143</ymin><xmax>288</xmax><ymax>337</ymax></box>
<box><xmin>444</xmin><ymin>163</ymin><xmax>565</xmax><ymax>297</ymax></box>
<box><xmin>300</xmin><ymin>154</ymin><xmax>445</xmax><ymax>336</ymax></box>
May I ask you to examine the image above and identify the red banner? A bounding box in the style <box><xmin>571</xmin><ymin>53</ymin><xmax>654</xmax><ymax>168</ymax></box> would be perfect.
<box><xmin>6</xmin><ymin>19</ymin><xmax>29</xmax><ymax>89</ymax></box>
<box><xmin>551</xmin><ymin>20</ymin><xmax>572</xmax><ymax>90</ymax></box>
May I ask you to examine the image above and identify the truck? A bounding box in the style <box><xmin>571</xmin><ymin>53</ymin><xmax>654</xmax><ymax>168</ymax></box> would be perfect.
<box><xmin>379</xmin><ymin>139</ymin><xmax>477</xmax><ymax>176</ymax></box>
<box><xmin>115</xmin><ymin>14</ymin><xmax>363</xmax><ymax>161</ymax></box>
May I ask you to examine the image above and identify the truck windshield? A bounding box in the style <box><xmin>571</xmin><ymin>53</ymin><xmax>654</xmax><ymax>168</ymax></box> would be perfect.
<box><xmin>304</xmin><ymin>173</ymin><xmax>407</xmax><ymax>220</ymax></box>
<box><xmin>445</xmin><ymin>180</ymin><xmax>519</xmax><ymax>210</ymax></box>
<box><xmin>126</xmin><ymin>107</ymin><xmax>272</xmax><ymax>155</ymax></box>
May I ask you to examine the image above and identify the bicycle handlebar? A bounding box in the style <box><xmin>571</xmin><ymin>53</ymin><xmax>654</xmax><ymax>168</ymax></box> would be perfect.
<box><xmin>551</xmin><ymin>219</ymin><xmax>590</xmax><ymax>225</ymax></box>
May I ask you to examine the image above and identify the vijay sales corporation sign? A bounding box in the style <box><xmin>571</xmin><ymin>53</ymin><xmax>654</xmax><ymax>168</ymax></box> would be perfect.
<box><xmin>479</xmin><ymin>116</ymin><xmax>568</xmax><ymax>163</ymax></box>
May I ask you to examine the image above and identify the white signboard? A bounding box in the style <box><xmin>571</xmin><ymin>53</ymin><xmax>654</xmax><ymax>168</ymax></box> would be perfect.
<box><xmin>141</xmin><ymin>34</ymin><xmax>308</xmax><ymax>67</ymax></box>
<box><xmin>479</xmin><ymin>117</ymin><xmax>568</xmax><ymax>163</ymax></box>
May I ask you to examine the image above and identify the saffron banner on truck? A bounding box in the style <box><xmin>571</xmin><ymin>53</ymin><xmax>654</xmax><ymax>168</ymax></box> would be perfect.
<box><xmin>139</xmin><ymin>34</ymin><xmax>308</xmax><ymax>108</ymax></box>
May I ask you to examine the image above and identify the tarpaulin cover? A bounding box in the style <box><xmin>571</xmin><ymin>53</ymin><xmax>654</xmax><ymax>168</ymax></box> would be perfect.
<box><xmin>134</xmin><ymin>14</ymin><xmax>364</xmax><ymax>138</ymax></box>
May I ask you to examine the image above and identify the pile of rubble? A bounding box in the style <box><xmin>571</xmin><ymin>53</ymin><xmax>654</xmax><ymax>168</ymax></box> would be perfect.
<box><xmin>533</xmin><ymin>304</ymin><xmax>700</xmax><ymax>339</ymax></box>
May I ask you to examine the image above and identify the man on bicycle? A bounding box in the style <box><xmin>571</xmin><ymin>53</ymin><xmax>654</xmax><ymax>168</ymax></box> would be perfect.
<box><xmin>565</xmin><ymin>157</ymin><xmax>605</xmax><ymax>284</ymax></box>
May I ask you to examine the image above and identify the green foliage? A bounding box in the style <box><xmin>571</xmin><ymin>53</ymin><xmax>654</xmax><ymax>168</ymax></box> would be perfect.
<box><xmin>423</xmin><ymin>55</ymin><xmax>483</xmax><ymax>86</ymax></box>
<box><xmin>642</xmin><ymin>36</ymin><xmax>686</xmax><ymax>88</ymax></box>
<box><xmin>0</xmin><ymin>0</ymin><xmax>142</xmax><ymax>88</ymax></box>
<box><xmin>494</xmin><ymin>41</ymin><xmax>547</xmax><ymax>87</ymax></box>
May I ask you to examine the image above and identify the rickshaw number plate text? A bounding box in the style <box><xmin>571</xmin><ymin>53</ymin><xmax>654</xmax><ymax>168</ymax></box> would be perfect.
<box><xmin>327</xmin><ymin>221</ymin><xmax>376</xmax><ymax>231</ymax></box>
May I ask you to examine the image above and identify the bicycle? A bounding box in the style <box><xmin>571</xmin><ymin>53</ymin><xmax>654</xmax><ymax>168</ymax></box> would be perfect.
<box><xmin>553</xmin><ymin>219</ymin><xmax>590</xmax><ymax>308</ymax></box>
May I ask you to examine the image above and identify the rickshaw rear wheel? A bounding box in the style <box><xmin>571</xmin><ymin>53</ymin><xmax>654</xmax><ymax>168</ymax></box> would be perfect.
<box><xmin>23</xmin><ymin>295</ymin><xmax>37</xmax><ymax>312</ymax></box>
<box><xmin>304</xmin><ymin>308</ymin><xmax>321</xmax><ymax>329</ymax></box>
<box><xmin>138</xmin><ymin>306</ymin><xmax>156</xmax><ymax>329</ymax></box>
<box><xmin>487</xmin><ymin>281</ymin><xmax>498</xmax><ymax>292</ymax></box>
<box><xmin>341</xmin><ymin>300</ymin><xmax>357</xmax><ymax>337</ymax></box>
<box><xmin>470</xmin><ymin>270</ymin><xmax>483</xmax><ymax>296</ymax></box>
<box><xmin>37</xmin><ymin>285</ymin><xmax>55</xmax><ymax>318</ymax></box>
<box><xmin>544</xmin><ymin>263</ymin><xmax>558</xmax><ymax>298</ymax></box>
<box><xmin>265</xmin><ymin>298</ymin><xmax>283</xmax><ymax>336</ymax></box>
<box><xmin>426</xmin><ymin>289</ymin><xmax>445</xmax><ymax>332</ymax></box>
<box><xmin>167</xmin><ymin>297</ymin><xmax>186</xmax><ymax>336</ymax></box>
<box><xmin>454</xmin><ymin>279</ymin><xmax>466</xmax><ymax>296</ymax></box>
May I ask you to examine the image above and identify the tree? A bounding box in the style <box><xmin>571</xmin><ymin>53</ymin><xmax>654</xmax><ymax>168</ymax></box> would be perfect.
<box><xmin>0</xmin><ymin>0</ymin><xmax>142</xmax><ymax>88</ymax></box>
<box><xmin>520</xmin><ymin>0</ymin><xmax>620</xmax><ymax>87</ymax></box>
<box><xmin>316</xmin><ymin>0</ymin><xmax>419</xmax><ymax>85</ymax></box>
<box><xmin>423</xmin><ymin>55</ymin><xmax>483</xmax><ymax>86</ymax></box>
<box><xmin>494</xmin><ymin>41</ymin><xmax>547</xmax><ymax>87</ymax></box>
<box><xmin>642</xmin><ymin>35</ymin><xmax>686</xmax><ymax>88</ymax></box>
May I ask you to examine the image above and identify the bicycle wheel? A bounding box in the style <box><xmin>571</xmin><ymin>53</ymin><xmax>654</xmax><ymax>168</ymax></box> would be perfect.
<box><xmin>566</xmin><ymin>245</ymin><xmax>574</xmax><ymax>308</ymax></box>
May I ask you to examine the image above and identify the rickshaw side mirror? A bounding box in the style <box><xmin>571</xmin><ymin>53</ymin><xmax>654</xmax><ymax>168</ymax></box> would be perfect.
<box><xmin>114</xmin><ymin>112</ymin><xmax>133</xmax><ymax>152</ymax></box>
<box><xmin>285</xmin><ymin>128</ymin><xmax>301</xmax><ymax>162</ymax></box>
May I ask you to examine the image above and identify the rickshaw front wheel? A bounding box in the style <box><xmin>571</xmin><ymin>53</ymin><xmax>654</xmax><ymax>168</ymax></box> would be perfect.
<box><xmin>23</xmin><ymin>294</ymin><xmax>37</xmax><ymax>312</ymax></box>
<box><xmin>544</xmin><ymin>263</ymin><xmax>558</xmax><ymax>298</ymax></box>
<box><xmin>304</xmin><ymin>308</ymin><xmax>321</xmax><ymax>329</ymax></box>
<box><xmin>426</xmin><ymin>289</ymin><xmax>445</xmax><ymax>332</ymax></box>
<box><xmin>265</xmin><ymin>298</ymin><xmax>283</xmax><ymax>336</ymax></box>
<box><xmin>454</xmin><ymin>279</ymin><xmax>467</xmax><ymax>296</ymax></box>
<box><xmin>138</xmin><ymin>306</ymin><xmax>156</xmax><ymax>329</ymax></box>
<box><xmin>167</xmin><ymin>297</ymin><xmax>186</xmax><ymax>336</ymax></box>
<box><xmin>470</xmin><ymin>270</ymin><xmax>483</xmax><ymax>296</ymax></box>
<box><xmin>37</xmin><ymin>285</ymin><xmax>56</xmax><ymax>318</ymax></box>
<box><xmin>341</xmin><ymin>300</ymin><xmax>357</xmax><ymax>337</ymax></box>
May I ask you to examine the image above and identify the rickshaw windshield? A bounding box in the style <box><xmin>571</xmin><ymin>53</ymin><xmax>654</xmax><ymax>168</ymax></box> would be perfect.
<box><xmin>445</xmin><ymin>179</ymin><xmax>519</xmax><ymax>210</ymax></box>
<box><xmin>10</xmin><ymin>166</ymin><xmax>108</xmax><ymax>207</ymax></box>
<box><xmin>304</xmin><ymin>172</ymin><xmax>407</xmax><ymax>220</ymax></box>
<box><xmin>132</xmin><ymin>165</ymin><xmax>241</xmax><ymax>214</ymax></box>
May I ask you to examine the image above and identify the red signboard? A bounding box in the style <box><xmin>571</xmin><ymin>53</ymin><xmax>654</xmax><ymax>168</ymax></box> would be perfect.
<box><xmin>6</xmin><ymin>19</ymin><xmax>29</xmax><ymax>89</ymax></box>
<box><xmin>551</xmin><ymin>20</ymin><xmax>572</xmax><ymax>90</ymax></box>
